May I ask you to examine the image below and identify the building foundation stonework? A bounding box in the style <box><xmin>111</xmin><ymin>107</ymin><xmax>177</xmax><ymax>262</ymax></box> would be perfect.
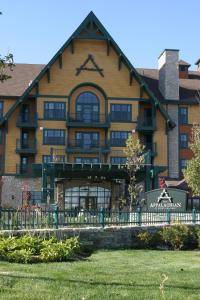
<box><xmin>1</xmin><ymin>176</ymin><xmax>42</xmax><ymax>208</ymax></box>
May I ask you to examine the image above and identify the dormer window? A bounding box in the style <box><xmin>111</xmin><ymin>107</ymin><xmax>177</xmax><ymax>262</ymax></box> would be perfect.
<box><xmin>179</xmin><ymin>65</ymin><xmax>187</xmax><ymax>72</ymax></box>
<box><xmin>178</xmin><ymin>60</ymin><xmax>191</xmax><ymax>79</ymax></box>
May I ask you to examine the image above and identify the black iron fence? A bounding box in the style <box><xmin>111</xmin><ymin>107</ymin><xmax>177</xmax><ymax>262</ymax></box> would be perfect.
<box><xmin>0</xmin><ymin>207</ymin><xmax>199</xmax><ymax>230</ymax></box>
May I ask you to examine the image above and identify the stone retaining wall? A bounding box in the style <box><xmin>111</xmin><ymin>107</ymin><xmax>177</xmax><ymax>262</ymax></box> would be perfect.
<box><xmin>1</xmin><ymin>225</ymin><xmax>199</xmax><ymax>249</ymax></box>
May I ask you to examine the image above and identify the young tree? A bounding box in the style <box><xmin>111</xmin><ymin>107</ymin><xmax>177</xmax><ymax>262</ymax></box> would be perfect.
<box><xmin>124</xmin><ymin>134</ymin><xmax>145</xmax><ymax>208</ymax></box>
<box><xmin>0</xmin><ymin>12</ymin><xmax>15</xmax><ymax>82</ymax></box>
<box><xmin>0</xmin><ymin>53</ymin><xmax>14</xmax><ymax>82</ymax></box>
<box><xmin>183</xmin><ymin>124</ymin><xmax>200</xmax><ymax>195</ymax></box>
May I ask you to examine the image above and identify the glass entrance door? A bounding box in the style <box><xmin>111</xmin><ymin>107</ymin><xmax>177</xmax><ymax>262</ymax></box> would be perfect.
<box><xmin>80</xmin><ymin>196</ymin><xmax>97</xmax><ymax>210</ymax></box>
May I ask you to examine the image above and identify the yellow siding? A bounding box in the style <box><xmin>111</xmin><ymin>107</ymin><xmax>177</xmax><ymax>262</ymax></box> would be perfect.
<box><xmin>154</xmin><ymin>110</ymin><xmax>168</xmax><ymax>168</ymax></box>
<box><xmin>3</xmin><ymin>99</ymin><xmax>17</xmax><ymax>115</ymax></box>
<box><xmin>5</xmin><ymin>108</ymin><xmax>20</xmax><ymax>173</ymax></box>
<box><xmin>186</xmin><ymin>105</ymin><xmax>200</xmax><ymax>124</ymax></box>
<box><xmin>4</xmin><ymin>38</ymin><xmax>169</xmax><ymax>176</ymax></box>
<box><xmin>38</xmin><ymin>40</ymin><xmax>146</xmax><ymax>99</ymax></box>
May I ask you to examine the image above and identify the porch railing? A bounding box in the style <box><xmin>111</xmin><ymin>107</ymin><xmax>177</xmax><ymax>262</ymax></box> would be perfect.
<box><xmin>67</xmin><ymin>113</ymin><xmax>110</xmax><ymax>124</ymax></box>
<box><xmin>0</xmin><ymin>208</ymin><xmax>199</xmax><ymax>230</ymax></box>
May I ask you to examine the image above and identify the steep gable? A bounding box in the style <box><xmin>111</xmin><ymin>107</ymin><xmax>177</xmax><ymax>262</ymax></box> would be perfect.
<box><xmin>0</xmin><ymin>11</ymin><xmax>175</xmax><ymax>129</ymax></box>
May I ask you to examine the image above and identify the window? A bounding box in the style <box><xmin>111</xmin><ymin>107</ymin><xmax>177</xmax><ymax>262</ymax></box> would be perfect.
<box><xmin>43</xmin><ymin>129</ymin><xmax>65</xmax><ymax>145</ymax></box>
<box><xmin>111</xmin><ymin>131</ymin><xmax>130</xmax><ymax>146</ymax></box>
<box><xmin>179</xmin><ymin>107</ymin><xmax>188</xmax><ymax>124</ymax></box>
<box><xmin>179</xmin><ymin>65</ymin><xmax>186</xmax><ymax>72</ymax></box>
<box><xmin>44</xmin><ymin>102</ymin><xmax>65</xmax><ymax>120</ymax></box>
<box><xmin>76</xmin><ymin>92</ymin><xmax>99</xmax><ymax>122</ymax></box>
<box><xmin>180</xmin><ymin>159</ymin><xmax>187</xmax><ymax>170</ymax></box>
<box><xmin>110</xmin><ymin>157</ymin><xmax>127</xmax><ymax>164</ymax></box>
<box><xmin>43</xmin><ymin>155</ymin><xmax>65</xmax><ymax>163</ymax></box>
<box><xmin>75</xmin><ymin>132</ymin><xmax>99</xmax><ymax>148</ymax></box>
<box><xmin>65</xmin><ymin>186</ymin><xmax>111</xmax><ymax>209</ymax></box>
<box><xmin>43</xmin><ymin>155</ymin><xmax>51</xmax><ymax>164</ymax></box>
<box><xmin>0</xmin><ymin>102</ymin><xmax>3</xmax><ymax>118</ymax></box>
<box><xmin>75</xmin><ymin>157</ymin><xmax>99</xmax><ymax>164</ymax></box>
<box><xmin>111</xmin><ymin>104</ymin><xmax>131</xmax><ymax>122</ymax></box>
<box><xmin>180</xmin><ymin>133</ymin><xmax>188</xmax><ymax>149</ymax></box>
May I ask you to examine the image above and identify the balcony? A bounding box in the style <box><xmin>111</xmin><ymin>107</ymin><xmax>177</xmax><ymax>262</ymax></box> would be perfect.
<box><xmin>66</xmin><ymin>139</ymin><xmax>110</xmax><ymax>153</ymax></box>
<box><xmin>136</xmin><ymin>116</ymin><xmax>156</xmax><ymax>132</ymax></box>
<box><xmin>16</xmin><ymin>163</ymin><xmax>33</xmax><ymax>176</ymax></box>
<box><xmin>66</xmin><ymin>113</ymin><xmax>110</xmax><ymax>128</ymax></box>
<box><xmin>16</xmin><ymin>113</ymin><xmax>38</xmax><ymax>128</ymax></box>
<box><xmin>16</xmin><ymin>139</ymin><xmax>37</xmax><ymax>154</ymax></box>
<box><xmin>144</xmin><ymin>142</ymin><xmax>157</xmax><ymax>157</ymax></box>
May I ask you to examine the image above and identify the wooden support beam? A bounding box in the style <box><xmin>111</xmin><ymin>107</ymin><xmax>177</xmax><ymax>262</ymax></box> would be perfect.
<box><xmin>59</xmin><ymin>53</ymin><xmax>63</xmax><ymax>69</ymax></box>
<box><xmin>35</xmin><ymin>81</ymin><xmax>39</xmax><ymax>94</ymax></box>
<box><xmin>118</xmin><ymin>54</ymin><xmax>122</xmax><ymax>70</ymax></box>
<box><xmin>129</xmin><ymin>70</ymin><xmax>133</xmax><ymax>86</ymax></box>
<box><xmin>70</xmin><ymin>39</ymin><xmax>74</xmax><ymax>54</ymax></box>
<box><xmin>107</xmin><ymin>39</ymin><xmax>110</xmax><ymax>56</ymax></box>
<box><xmin>140</xmin><ymin>84</ymin><xmax>144</xmax><ymax>98</ymax></box>
<box><xmin>47</xmin><ymin>68</ymin><xmax>50</xmax><ymax>83</ymax></box>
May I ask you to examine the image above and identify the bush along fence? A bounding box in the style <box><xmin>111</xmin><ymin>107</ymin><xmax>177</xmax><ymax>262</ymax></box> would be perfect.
<box><xmin>0</xmin><ymin>207</ymin><xmax>200</xmax><ymax>230</ymax></box>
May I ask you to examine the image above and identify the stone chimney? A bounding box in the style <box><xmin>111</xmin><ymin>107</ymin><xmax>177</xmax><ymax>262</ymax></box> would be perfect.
<box><xmin>158</xmin><ymin>49</ymin><xmax>179</xmax><ymax>100</ymax></box>
<box><xmin>195</xmin><ymin>59</ymin><xmax>200</xmax><ymax>72</ymax></box>
<box><xmin>158</xmin><ymin>49</ymin><xmax>179</xmax><ymax>179</ymax></box>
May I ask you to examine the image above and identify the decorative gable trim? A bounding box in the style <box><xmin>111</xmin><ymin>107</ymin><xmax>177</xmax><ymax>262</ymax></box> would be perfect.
<box><xmin>0</xmin><ymin>11</ymin><xmax>175</xmax><ymax>129</ymax></box>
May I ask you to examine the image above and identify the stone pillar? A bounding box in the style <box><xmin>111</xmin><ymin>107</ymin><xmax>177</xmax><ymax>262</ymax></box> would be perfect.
<box><xmin>158</xmin><ymin>49</ymin><xmax>179</xmax><ymax>178</ymax></box>
<box><xmin>56</xmin><ymin>182</ymin><xmax>65</xmax><ymax>209</ymax></box>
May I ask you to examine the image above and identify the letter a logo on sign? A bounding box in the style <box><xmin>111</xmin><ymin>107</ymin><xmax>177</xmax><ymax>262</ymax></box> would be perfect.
<box><xmin>157</xmin><ymin>189</ymin><xmax>173</xmax><ymax>203</ymax></box>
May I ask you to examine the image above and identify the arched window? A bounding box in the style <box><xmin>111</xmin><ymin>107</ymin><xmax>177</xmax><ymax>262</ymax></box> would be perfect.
<box><xmin>76</xmin><ymin>92</ymin><xmax>99</xmax><ymax>122</ymax></box>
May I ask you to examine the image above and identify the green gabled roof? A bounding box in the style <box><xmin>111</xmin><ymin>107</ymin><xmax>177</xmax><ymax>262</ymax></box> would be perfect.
<box><xmin>0</xmin><ymin>11</ymin><xmax>175</xmax><ymax>129</ymax></box>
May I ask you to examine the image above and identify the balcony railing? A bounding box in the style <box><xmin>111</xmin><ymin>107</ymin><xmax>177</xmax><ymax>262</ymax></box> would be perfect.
<box><xmin>66</xmin><ymin>113</ymin><xmax>110</xmax><ymax>128</ymax></box>
<box><xmin>66</xmin><ymin>139</ymin><xmax>110</xmax><ymax>153</ymax></box>
<box><xmin>16</xmin><ymin>139</ymin><xmax>37</xmax><ymax>154</ymax></box>
<box><xmin>110</xmin><ymin>139</ymin><xmax>127</xmax><ymax>147</ymax></box>
<box><xmin>16</xmin><ymin>163</ymin><xmax>33</xmax><ymax>176</ymax></box>
<box><xmin>16</xmin><ymin>113</ymin><xmax>38</xmax><ymax>128</ymax></box>
<box><xmin>136</xmin><ymin>116</ymin><xmax>156</xmax><ymax>132</ymax></box>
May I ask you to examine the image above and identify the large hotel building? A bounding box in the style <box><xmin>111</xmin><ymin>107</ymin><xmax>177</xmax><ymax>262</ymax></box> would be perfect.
<box><xmin>0</xmin><ymin>12</ymin><xmax>199</xmax><ymax>209</ymax></box>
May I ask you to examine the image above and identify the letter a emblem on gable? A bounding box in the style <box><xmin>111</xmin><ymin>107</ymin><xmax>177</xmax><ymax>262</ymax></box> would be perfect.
<box><xmin>76</xmin><ymin>54</ymin><xmax>104</xmax><ymax>77</ymax></box>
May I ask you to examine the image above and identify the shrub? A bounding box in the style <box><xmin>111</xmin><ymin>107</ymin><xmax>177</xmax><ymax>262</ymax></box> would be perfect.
<box><xmin>137</xmin><ymin>231</ymin><xmax>152</xmax><ymax>248</ymax></box>
<box><xmin>195</xmin><ymin>228</ymin><xmax>200</xmax><ymax>249</ymax></box>
<box><xmin>0</xmin><ymin>235</ymin><xmax>82</xmax><ymax>264</ymax></box>
<box><xmin>137</xmin><ymin>231</ymin><xmax>162</xmax><ymax>249</ymax></box>
<box><xmin>185</xmin><ymin>227</ymin><xmax>198</xmax><ymax>250</ymax></box>
<box><xmin>160</xmin><ymin>224</ymin><xmax>189</xmax><ymax>250</ymax></box>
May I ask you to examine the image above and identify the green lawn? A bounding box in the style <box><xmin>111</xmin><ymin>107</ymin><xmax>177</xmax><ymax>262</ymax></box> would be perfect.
<box><xmin>0</xmin><ymin>250</ymin><xmax>199</xmax><ymax>299</ymax></box>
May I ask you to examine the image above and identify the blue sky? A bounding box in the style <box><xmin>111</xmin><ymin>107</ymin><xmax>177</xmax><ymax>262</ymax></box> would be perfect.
<box><xmin>1</xmin><ymin>0</ymin><xmax>200</xmax><ymax>70</ymax></box>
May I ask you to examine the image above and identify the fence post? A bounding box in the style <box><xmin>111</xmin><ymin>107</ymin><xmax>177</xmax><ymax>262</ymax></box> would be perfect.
<box><xmin>192</xmin><ymin>208</ymin><xmax>196</xmax><ymax>224</ymax></box>
<box><xmin>166</xmin><ymin>208</ymin><xmax>171</xmax><ymax>224</ymax></box>
<box><xmin>136</xmin><ymin>207</ymin><xmax>141</xmax><ymax>226</ymax></box>
<box><xmin>100</xmin><ymin>207</ymin><xmax>105</xmax><ymax>228</ymax></box>
<box><xmin>55</xmin><ymin>206</ymin><xmax>59</xmax><ymax>229</ymax></box>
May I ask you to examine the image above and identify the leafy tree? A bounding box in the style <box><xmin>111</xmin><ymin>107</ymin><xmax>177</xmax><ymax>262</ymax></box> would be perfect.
<box><xmin>183</xmin><ymin>124</ymin><xmax>200</xmax><ymax>195</ymax></box>
<box><xmin>0</xmin><ymin>53</ymin><xmax>15</xmax><ymax>82</ymax></box>
<box><xmin>124</xmin><ymin>134</ymin><xmax>145</xmax><ymax>208</ymax></box>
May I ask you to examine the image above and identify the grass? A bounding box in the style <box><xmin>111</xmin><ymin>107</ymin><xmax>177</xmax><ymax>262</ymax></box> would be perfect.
<box><xmin>0</xmin><ymin>250</ymin><xmax>199</xmax><ymax>299</ymax></box>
